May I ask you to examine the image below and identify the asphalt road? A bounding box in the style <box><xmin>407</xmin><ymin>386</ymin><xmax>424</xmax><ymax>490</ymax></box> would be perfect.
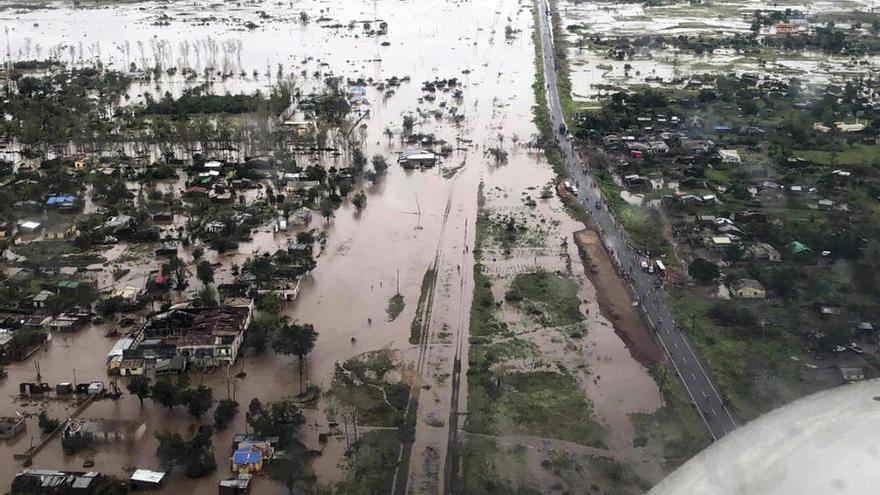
<box><xmin>535</xmin><ymin>0</ymin><xmax>737</xmax><ymax>440</ymax></box>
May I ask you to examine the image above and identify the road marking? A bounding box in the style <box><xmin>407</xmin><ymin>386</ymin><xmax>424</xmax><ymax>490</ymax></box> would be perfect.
<box><xmin>536</xmin><ymin>0</ymin><xmax>729</xmax><ymax>439</ymax></box>
<box><xmin>711</xmin><ymin>408</ymin><xmax>717</xmax><ymax>417</ymax></box>
<box><xmin>702</xmin><ymin>390</ymin><xmax>708</xmax><ymax>397</ymax></box>
<box><xmin>673</xmin><ymin>341</ymin><xmax>679</xmax><ymax>349</ymax></box>
<box><xmin>679</xmin><ymin>336</ymin><xmax>738</xmax><ymax>427</ymax></box>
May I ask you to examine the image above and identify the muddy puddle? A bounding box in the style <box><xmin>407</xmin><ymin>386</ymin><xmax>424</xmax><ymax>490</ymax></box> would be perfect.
<box><xmin>1</xmin><ymin>0</ymin><xmax>670</xmax><ymax>492</ymax></box>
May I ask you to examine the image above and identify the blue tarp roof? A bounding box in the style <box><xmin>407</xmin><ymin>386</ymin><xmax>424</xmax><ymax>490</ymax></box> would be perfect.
<box><xmin>232</xmin><ymin>447</ymin><xmax>262</xmax><ymax>465</ymax></box>
<box><xmin>47</xmin><ymin>195</ymin><xmax>76</xmax><ymax>205</ymax></box>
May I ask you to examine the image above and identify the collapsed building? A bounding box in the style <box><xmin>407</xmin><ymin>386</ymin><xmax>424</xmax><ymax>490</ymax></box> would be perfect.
<box><xmin>110</xmin><ymin>303</ymin><xmax>253</xmax><ymax>375</ymax></box>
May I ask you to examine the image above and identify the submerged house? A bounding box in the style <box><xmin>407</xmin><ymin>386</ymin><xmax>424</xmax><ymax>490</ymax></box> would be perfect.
<box><xmin>398</xmin><ymin>149</ymin><xmax>437</xmax><ymax>168</ymax></box>
<box><xmin>12</xmin><ymin>469</ymin><xmax>102</xmax><ymax>494</ymax></box>
<box><xmin>0</xmin><ymin>416</ymin><xmax>25</xmax><ymax>439</ymax></box>
<box><xmin>129</xmin><ymin>304</ymin><xmax>254</xmax><ymax>369</ymax></box>
<box><xmin>129</xmin><ymin>469</ymin><xmax>166</xmax><ymax>490</ymax></box>
<box><xmin>219</xmin><ymin>475</ymin><xmax>252</xmax><ymax>495</ymax></box>
<box><xmin>231</xmin><ymin>447</ymin><xmax>263</xmax><ymax>474</ymax></box>
<box><xmin>63</xmin><ymin>418</ymin><xmax>147</xmax><ymax>443</ymax></box>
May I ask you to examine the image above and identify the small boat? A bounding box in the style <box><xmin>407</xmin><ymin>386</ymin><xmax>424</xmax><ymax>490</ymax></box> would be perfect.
<box><xmin>104</xmin><ymin>328</ymin><xmax>119</xmax><ymax>338</ymax></box>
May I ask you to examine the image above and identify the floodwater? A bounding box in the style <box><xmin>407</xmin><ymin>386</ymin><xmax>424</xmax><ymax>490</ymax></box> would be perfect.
<box><xmin>2</xmin><ymin>0</ymin><xmax>665</xmax><ymax>492</ymax></box>
<box><xmin>559</xmin><ymin>0</ymin><xmax>880</xmax><ymax>105</ymax></box>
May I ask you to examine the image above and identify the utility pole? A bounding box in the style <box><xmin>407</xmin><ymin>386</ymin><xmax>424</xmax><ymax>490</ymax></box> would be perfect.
<box><xmin>225</xmin><ymin>365</ymin><xmax>231</xmax><ymax>400</ymax></box>
<box><xmin>342</xmin><ymin>413</ymin><xmax>350</xmax><ymax>449</ymax></box>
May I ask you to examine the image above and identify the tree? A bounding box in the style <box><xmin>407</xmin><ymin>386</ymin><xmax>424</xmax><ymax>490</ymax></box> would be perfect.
<box><xmin>688</xmin><ymin>258</ymin><xmax>720</xmax><ymax>284</ymax></box>
<box><xmin>353</xmin><ymin>191</ymin><xmax>367</xmax><ymax>211</ymax></box>
<box><xmin>255</xmin><ymin>291</ymin><xmax>284</xmax><ymax>314</ymax></box>
<box><xmin>273</xmin><ymin>323</ymin><xmax>318</xmax><ymax>395</ymax></box>
<box><xmin>352</xmin><ymin>147</ymin><xmax>367</xmax><ymax>172</ymax></box>
<box><xmin>319</xmin><ymin>197</ymin><xmax>335</xmax><ymax>223</ymax></box>
<box><xmin>62</xmin><ymin>433</ymin><xmax>93</xmax><ymax>455</ymax></box>
<box><xmin>723</xmin><ymin>245</ymin><xmax>744</xmax><ymax>262</ymax></box>
<box><xmin>708</xmin><ymin>301</ymin><xmax>757</xmax><ymax>328</ymax></box>
<box><xmin>214</xmin><ymin>399</ymin><xmax>239</xmax><ymax>430</ymax></box>
<box><xmin>183</xmin><ymin>385</ymin><xmax>213</xmax><ymax>418</ymax></box>
<box><xmin>402</xmin><ymin>115</ymin><xmax>415</xmax><ymax>134</ymax></box>
<box><xmin>150</xmin><ymin>378</ymin><xmax>180</xmax><ymax>409</ymax></box>
<box><xmin>164</xmin><ymin>256</ymin><xmax>189</xmax><ymax>291</ymax></box>
<box><xmin>194</xmin><ymin>286</ymin><xmax>218</xmax><ymax>307</ymax></box>
<box><xmin>155</xmin><ymin>425</ymin><xmax>217</xmax><ymax>478</ymax></box>
<box><xmin>155</xmin><ymin>430</ymin><xmax>186</xmax><ymax>469</ymax></box>
<box><xmin>296</xmin><ymin>230</ymin><xmax>315</xmax><ymax>245</ymax></box>
<box><xmin>196</xmin><ymin>260</ymin><xmax>214</xmax><ymax>287</ymax></box>
<box><xmin>96</xmin><ymin>296</ymin><xmax>126</xmax><ymax>317</ymax></box>
<box><xmin>371</xmin><ymin>155</ymin><xmax>388</xmax><ymax>174</ymax></box>
<box><xmin>246</xmin><ymin>398</ymin><xmax>304</xmax><ymax>447</ymax></box>
<box><xmin>127</xmin><ymin>375</ymin><xmax>151</xmax><ymax>405</ymax></box>
<box><xmin>268</xmin><ymin>441</ymin><xmax>319</xmax><ymax>494</ymax></box>
<box><xmin>246</xmin><ymin>313</ymin><xmax>281</xmax><ymax>353</ymax></box>
<box><xmin>38</xmin><ymin>411</ymin><xmax>60</xmax><ymax>433</ymax></box>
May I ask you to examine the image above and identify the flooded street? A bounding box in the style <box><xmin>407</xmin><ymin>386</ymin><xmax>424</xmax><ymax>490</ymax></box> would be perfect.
<box><xmin>1</xmin><ymin>0</ymin><xmax>681</xmax><ymax>492</ymax></box>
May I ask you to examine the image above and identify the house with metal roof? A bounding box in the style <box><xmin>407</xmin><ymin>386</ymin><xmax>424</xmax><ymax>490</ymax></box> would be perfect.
<box><xmin>129</xmin><ymin>469</ymin><xmax>166</xmax><ymax>490</ymax></box>
<box><xmin>231</xmin><ymin>447</ymin><xmax>264</xmax><ymax>474</ymax></box>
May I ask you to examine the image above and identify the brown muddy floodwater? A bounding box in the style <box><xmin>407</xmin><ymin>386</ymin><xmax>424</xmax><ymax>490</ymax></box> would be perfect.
<box><xmin>2</xmin><ymin>0</ymin><xmax>663</xmax><ymax>492</ymax></box>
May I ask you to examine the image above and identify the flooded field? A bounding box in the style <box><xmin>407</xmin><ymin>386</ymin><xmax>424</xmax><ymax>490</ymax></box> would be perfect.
<box><xmin>0</xmin><ymin>0</ymin><xmax>703</xmax><ymax>493</ymax></box>
<box><xmin>559</xmin><ymin>0</ymin><xmax>880</xmax><ymax>105</ymax></box>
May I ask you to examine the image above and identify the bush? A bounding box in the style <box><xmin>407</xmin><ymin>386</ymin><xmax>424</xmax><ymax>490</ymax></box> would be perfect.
<box><xmin>214</xmin><ymin>399</ymin><xmax>239</xmax><ymax>430</ymax></box>
<box><xmin>96</xmin><ymin>296</ymin><xmax>126</xmax><ymax>317</ymax></box>
<box><xmin>62</xmin><ymin>434</ymin><xmax>93</xmax><ymax>455</ymax></box>
<box><xmin>708</xmin><ymin>301</ymin><xmax>756</xmax><ymax>327</ymax></box>
<box><xmin>689</xmin><ymin>258</ymin><xmax>720</xmax><ymax>284</ymax></box>
<box><xmin>38</xmin><ymin>411</ymin><xmax>60</xmax><ymax>434</ymax></box>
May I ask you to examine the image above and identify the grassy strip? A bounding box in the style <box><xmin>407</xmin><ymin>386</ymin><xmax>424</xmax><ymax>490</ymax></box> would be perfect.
<box><xmin>408</xmin><ymin>267</ymin><xmax>437</xmax><ymax>344</ymax></box>
<box><xmin>631</xmin><ymin>364</ymin><xmax>711</xmax><ymax>468</ymax></box>
<box><xmin>471</xmin><ymin>182</ymin><xmax>513</xmax><ymax>343</ymax></box>
<box><xmin>504</xmin><ymin>271</ymin><xmax>584</xmax><ymax>327</ymax></box>
<box><xmin>466</xmin><ymin>369</ymin><xmax>606</xmax><ymax>448</ymax></box>
<box><xmin>531</xmin><ymin>7</ymin><xmax>565</xmax><ymax>180</ymax></box>
<box><xmin>454</xmin><ymin>435</ymin><xmax>541</xmax><ymax>495</ymax></box>
<box><xmin>335</xmin><ymin>430</ymin><xmax>402</xmax><ymax>495</ymax></box>
<box><xmin>331</xmin><ymin>351</ymin><xmax>409</xmax><ymax>427</ymax></box>
<box><xmin>386</xmin><ymin>293</ymin><xmax>405</xmax><ymax>322</ymax></box>
<box><xmin>792</xmin><ymin>144</ymin><xmax>880</xmax><ymax>166</ymax></box>
<box><xmin>530</xmin><ymin>2</ymin><xmax>591</xmax><ymax>226</ymax></box>
<box><xmin>671</xmin><ymin>294</ymin><xmax>834</xmax><ymax>421</ymax></box>
<box><xmin>467</xmin><ymin>183</ymin><xmax>605</xmax><ymax>448</ymax></box>
<box><xmin>469</xmin><ymin>263</ymin><xmax>512</xmax><ymax>343</ymax></box>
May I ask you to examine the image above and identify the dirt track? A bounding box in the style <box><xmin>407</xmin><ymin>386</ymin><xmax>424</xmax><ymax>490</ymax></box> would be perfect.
<box><xmin>574</xmin><ymin>229</ymin><xmax>664</xmax><ymax>367</ymax></box>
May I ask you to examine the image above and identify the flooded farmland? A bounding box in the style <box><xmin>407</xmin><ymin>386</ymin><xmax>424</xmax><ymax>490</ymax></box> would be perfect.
<box><xmin>0</xmin><ymin>0</ymin><xmax>724</xmax><ymax>493</ymax></box>
<box><xmin>559</xmin><ymin>0</ymin><xmax>880</xmax><ymax>105</ymax></box>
